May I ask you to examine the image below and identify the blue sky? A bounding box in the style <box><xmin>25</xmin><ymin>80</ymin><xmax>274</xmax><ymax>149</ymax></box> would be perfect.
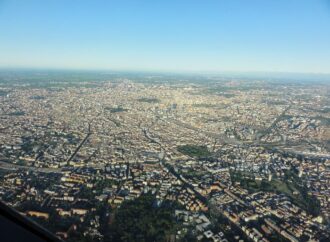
<box><xmin>0</xmin><ymin>0</ymin><xmax>329</xmax><ymax>73</ymax></box>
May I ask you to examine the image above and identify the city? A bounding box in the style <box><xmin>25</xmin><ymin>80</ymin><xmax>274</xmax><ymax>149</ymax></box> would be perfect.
<box><xmin>1</xmin><ymin>1</ymin><xmax>330</xmax><ymax>241</ymax></box>
<box><xmin>0</xmin><ymin>71</ymin><xmax>329</xmax><ymax>241</ymax></box>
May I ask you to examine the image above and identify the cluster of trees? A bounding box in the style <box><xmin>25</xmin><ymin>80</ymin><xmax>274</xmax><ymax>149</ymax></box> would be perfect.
<box><xmin>230</xmin><ymin>170</ymin><xmax>321</xmax><ymax>216</ymax></box>
<box><xmin>8</xmin><ymin>111</ymin><xmax>25</xmax><ymax>116</ymax></box>
<box><xmin>137</xmin><ymin>97</ymin><xmax>160</xmax><ymax>103</ymax></box>
<box><xmin>30</xmin><ymin>95</ymin><xmax>45</xmax><ymax>100</ymax></box>
<box><xmin>299</xmin><ymin>186</ymin><xmax>321</xmax><ymax>217</ymax></box>
<box><xmin>105</xmin><ymin>193</ymin><xmax>179</xmax><ymax>242</ymax></box>
<box><xmin>177</xmin><ymin>145</ymin><xmax>211</xmax><ymax>158</ymax></box>
<box><xmin>105</xmin><ymin>107</ymin><xmax>128</xmax><ymax>113</ymax></box>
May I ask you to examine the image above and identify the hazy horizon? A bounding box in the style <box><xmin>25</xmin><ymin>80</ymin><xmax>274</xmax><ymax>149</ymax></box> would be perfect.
<box><xmin>1</xmin><ymin>67</ymin><xmax>330</xmax><ymax>76</ymax></box>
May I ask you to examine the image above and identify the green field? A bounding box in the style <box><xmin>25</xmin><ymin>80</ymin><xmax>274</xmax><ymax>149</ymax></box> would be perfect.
<box><xmin>107</xmin><ymin>193</ymin><xmax>180</xmax><ymax>242</ymax></box>
<box><xmin>177</xmin><ymin>145</ymin><xmax>211</xmax><ymax>158</ymax></box>
<box><xmin>105</xmin><ymin>107</ymin><xmax>128</xmax><ymax>113</ymax></box>
<box><xmin>8</xmin><ymin>111</ymin><xmax>25</xmax><ymax>116</ymax></box>
<box><xmin>137</xmin><ymin>97</ymin><xmax>160</xmax><ymax>103</ymax></box>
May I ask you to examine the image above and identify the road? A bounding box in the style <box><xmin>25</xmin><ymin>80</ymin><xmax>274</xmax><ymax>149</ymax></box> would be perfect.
<box><xmin>66</xmin><ymin>131</ymin><xmax>91</xmax><ymax>163</ymax></box>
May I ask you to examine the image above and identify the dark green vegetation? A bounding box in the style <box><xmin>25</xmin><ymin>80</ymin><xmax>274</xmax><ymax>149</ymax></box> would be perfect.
<box><xmin>230</xmin><ymin>170</ymin><xmax>321</xmax><ymax>216</ymax></box>
<box><xmin>177</xmin><ymin>145</ymin><xmax>211</xmax><ymax>158</ymax></box>
<box><xmin>106</xmin><ymin>193</ymin><xmax>180</xmax><ymax>242</ymax></box>
<box><xmin>137</xmin><ymin>97</ymin><xmax>160</xmax><ymax>103</ymax></box>
<box><xmin>15</xmin><ymin>160</ymin><xmax>27</xmax><ymax>166</ymax></box>
<box><xmin>105</xmin><ymin>107</ymin><xmax>128</xmax><ymax>113</ymax></box>
<box><xmin>8</xmin><ymin>111</ymin><xmax>25</xmax><ymax>116</ymax></box>
<box><xmin>181</xmin><ymin>167</ymin><xmax>208</xmax><ymax>180</ymax></box>
<box><xmin>218</xmin><ymin>93</ymin><xmax>236</xmax><ymax>98</ymax></box>
<box><xmin>263</xmin><ymin>99</ymin><xmax>288</xmax><ymax>105</ymax></box>
<box><xmin>30</xmin><ymin>95</ymin><xmax>45</xmax><ymax>100</ymax></box>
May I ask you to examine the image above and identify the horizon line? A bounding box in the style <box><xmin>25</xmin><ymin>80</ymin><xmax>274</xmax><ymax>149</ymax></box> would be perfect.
<box><xmin>0</xmin><ymin>66</ymin><xmax>330</xmax><ymax>76</ymax></box>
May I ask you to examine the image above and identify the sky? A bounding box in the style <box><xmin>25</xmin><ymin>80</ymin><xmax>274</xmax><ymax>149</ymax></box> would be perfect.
<box><xmin>0</xmin><ymin>0</ymin><xmax>329</xmax><ymax>73</ymax></box>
